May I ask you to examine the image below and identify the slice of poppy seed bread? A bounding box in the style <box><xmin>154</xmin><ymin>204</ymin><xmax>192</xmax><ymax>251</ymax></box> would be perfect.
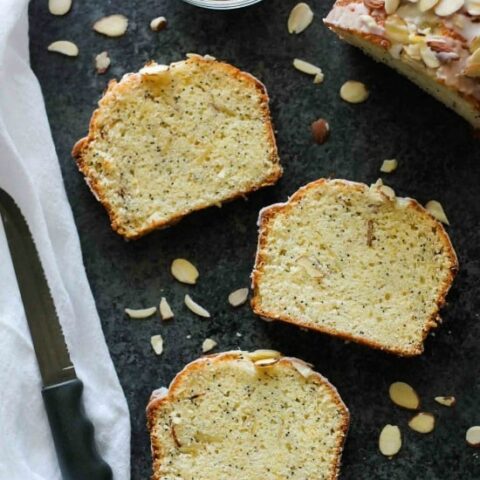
<box><xmin>251</xmin><ymin>179</ymin><xmax>458</xmax><ymax>356</ymax></box>
<box><xmin>73</xmin><ymin>55</ymin><xmax>282</xmax><ymax>239</ymax></box>
<box><xmin>147</xmin><ymin>350</ymin><xmax>349</xmax><ymax>480</ymax></box>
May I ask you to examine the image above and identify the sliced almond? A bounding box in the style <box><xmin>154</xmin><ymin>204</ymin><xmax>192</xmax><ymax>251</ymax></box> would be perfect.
<box><xmin>364</xmin><ymin>0</ymin><xmax>385</xmax><ymax>8</ymax></box>
<box><xmin>171</xmin><ymin>258</ymin><xmax>199</xmax><ymax>284</ymax></box>
<box><xmin>434</xmin><ymin>395</ymin><xmax>456</xmax><ymax>407</ymax></box>
<box><xmin>380</xmin><ymin>159</ymin><xmax>398</xmax><ymax>173</ymax></box>
<box><xmin>293</xmin><ymin>58</ymin><xmax>322</xmax><ymax>76</ymax></box>
<box><xmin>425</xmin><ymin>200</ymin><xmax>450</xmax><ymax>225</ymax></box>
<box><xmin>379</xmin><ymin>184</ymin><xmax>396</xmax><ymax>200</ymax></box>
<box><xmin>93</xmin><ymin>14</ymin><xmax>129</xmax><ymax>38</ymax></box>
<box><xmin>228</xmin><ymin>288</ymin><xmax>249</xmax><ymax>307</ymax></box>
<box><xmin>434</xmin><ymin>0</ymin><xmax>464</xmax><ymax>16</ymax></box>
<box><xmin>49</xmin><ymin>0</ymin><xmax>72</xmax><ymax>15</ymax></box>
<box><xmin>408</xmin><ymin>412</ymin><xmax>435</xmax><ymax>433</ymax></box>
<box><xmin>288</xmin><ymin>3</ymin><xmax>314</xmax><ymax>34</ymax></box>
<box><xmin>254</xmin><ymin>358</ymin><xmax>279</xmax><ymax>367</ymax></box>
<box><xmin>420</xmin><ymin>45</ymin><xmax>440</xmax><ymax>69</ymax></box>
<box><xmin>340</xmin><ymin>81</ymin><xmax>369</xmax><ymax>104</ymax></box>
<box><xmin>289</xmin><ymin>358</ymin><xmax>314</xmax><ymax>378</ymax></box>
<box><xmin>248</xmin><ymin>349</ymin><xmax>282</xmax><ymax>362</ymax></box>
<box><xmin>47</xmin><ymin>40</ymin><xmax>79</xmax><ymax>57</ymax></box>
<box><xmin>151</xmin><ymin>334</ymin><xmax>164</xmax><ymax>355</ymax></box>
<box><xmin>379</xmin><ymin>425</ymin><xmax>402</xmax><ymax>456</ymax></box>
<box><xmin>466</xmin><ymin>426</ymin><xmax>480</xmax><ymax>447</ymax></box>
<box><xmin>464</xmin><ymin>47</ymin><xmax>480</xmax><ymax>77</ymax></box>
<box><xmin>466</xmin><ymin>0</ymin><xmax>480</xmax><ymax>15</ymax></box>
<box><xmin>202</xmin><ymin>338</ymin><xmax>217</xmax><ymax>353</ymax></box>
<box><xmin>389</xmin><ymin>382</ymin><xmax>420</xmax><ymax>409</ymax></box>
<box><xmin>150</xmin><ymin>16</ymin><xmax>167</xmax><ymax>32</ymax></box>
<box><xmin>385</xmin><ymin>0</ymin><xmax>400</xmax><ymax>14</ymax></box>
<box><xmin>125</xmin><ymin>306</ymin><xmax>157</xmax><ymax>319</ymax></box>
<box><xmin>95</xmin><ymin>51</ymin><xmax>111</xmax><ymax>74</ymax></box>
<box><xmin>140</xmin><ymin>64</ymin><xmax>169</xmax><ymax>77</ymax></box>
<box><xmin>184</xmin><ymin>294</ymin><xmax>210</xmax><ymax>318</ymax></box>
<box><xmin>419</xmin><ymin>0</ymin><xmax>439</xmax><ymax>10</ymax></box>
<box><xmin>313</xmin><ymin>72</ymin><xmax>325</xmax><ymax>84</ymax></box>
<box><xmin>159</xmin><ymin>297</ymin><xmax>174</xmax><ymax>320</ymax></box>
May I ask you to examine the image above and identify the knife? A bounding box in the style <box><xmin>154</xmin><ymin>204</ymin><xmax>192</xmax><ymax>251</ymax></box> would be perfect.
<box><xmin>0</xmin><ymin>188</ymin><xmax>113</xmax><ymax>480</ymax></box>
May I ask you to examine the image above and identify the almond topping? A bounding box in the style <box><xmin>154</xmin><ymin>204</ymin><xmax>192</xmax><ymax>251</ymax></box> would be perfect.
<box><xmin>466</xmin><ymin>426</ymin><xmax>480</xmax><ymax>447</ymax></box>
<box><xmin>389</xmin><ymin>382</ymin><xmax>420</xmax><ymax>409</ymax></box>
<box><xmin>95</xmin><ymin>51</ymin><xmax>111</xmax><ymax>74</ymax></box>
<box><xmin>340</xmin><ymin>81</ymin><xmax>369</xmax><ymax>103</ymax></box>
<box><xmin>201</xmin><ymin>338</ymin><xmax>217</xmax><ymax>353</ymax></box>
<box><xmin>288</xmin><ymin>3</ymin><xmax>314</xmax><ymax>34</ymax></box>
<box><xmin>228</xmin><ymin>288</ymin><xmax>249</xmax><ymax>307</ymax></box>
<box><xmin>150</xmin><ymin>16</ymin><xmax>167</xmax><ymax>32</ymax></box>
<box><xmin>379</xmin><ymin>184</ymin><xmax>396</xmax><ymax>200</ymax></box>
<box><xmin>465</xmin><ymin>0</ymin><xmax>480</xmax><ymax>14</ymax></box>
<box><xmin>385</xmin><ymin>0</ymin><xmax>400</xmax><ymax>14</ymax></box>
<box><xmin>159</xmin><ymin>297</ymin><xmax>174</xmax><ymax>320</ymax></box>
<box><xmin>184</xmin><ymin>294</ymin><xmax>210</xmax><ymax>318</ymax></box>
<box><xmin>289</xmin><ymin>358</ymin><xmax>314</xmax><ymax>378</ymax></box>
<box><xmin>434</xmin><ymin>395</ymin><xmax>456</xmax><ymax>407</ymax></box>
<box><xmin>434</xmin><ymin>0</ymin><xmax>464</xmax><ymax>17</ymax></box>
<box><xmin>140</xmin><ymin>64</ymin><xmax>169</xmax><ymax>76</ymax></box>
<box><xmin>380</xmin><ymin>159</ymin><xmax>398</xmax><ymax>173</ymax></box>
<box><xmin>171</xmin><ymin>258</ymin><xmax>199</xmax><ymax>284</ymax></box>
<box><xmin>420</xmin><ymin>45</ymin><xmax>440</xmax><ymax>68</ymax></box>
<box><xmin>408</xmin><ymin>412</ymin><xmax>435</xmax><ymax>433</ymax></box>
<box><xmin>151</xmin><ymin>334</ymin><xmax>164</xmax><ymax>355</ymax></box>
<box><xmin>425</xmin><ymin>200</ymin><xmax>450</xmax><ymax>225</ymax></box>
<box><xmin>464</xmin><ymin>47</ymin><xmax>480</xmax><ymax>77</ymax></box>
<box><xmin>48</xmin><ymin>0</ymin><xmax>72</xmax><ymax>15</ymax></box>
<box><xmin>293</xmin><ymin>58</ymin><xmax>323</xmax><ymax>76</ymax></box>
<box><xmin>379</xmin><ymin>425</ymin><xmax>402</xmax><ymax>456</ymax></box>
<box><xmin>248</xmin><ymin>350</ymin><xmax>282</xmax><ymax>362</ymax></box>
<box><xmin>93</xmin><ymin>14</ymin><xmax>129</xmax><ymax>37</ymax></box>
<box><xmin>311</xmin><ymin>118</ymin><xmax>330</xmax><ymax>144</ymax></box>
<box><xmin>254</xmin><ymin>358</ymin><xmax>279</xmax><ymax>367</ymax></box>
<box><xmin>125</xmin><ymin>306</ymin><xmax>157</xmax><ymax>319</ymax></box>
<box><xmin>47</xmin><ymin>40</ymin><xmax>79</xmax><ymax>57</ymax></box>
<box><xmin>419</xmin><ymin>0</ymin><xmax>439</xmax><ymax>9</ymax></box>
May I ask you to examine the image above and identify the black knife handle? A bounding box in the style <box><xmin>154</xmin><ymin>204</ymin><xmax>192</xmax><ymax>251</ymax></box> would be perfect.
<box><xmin>42</xmin><ymin>379</ymin><xmax>113</xmax><ymax>480</ymax></box>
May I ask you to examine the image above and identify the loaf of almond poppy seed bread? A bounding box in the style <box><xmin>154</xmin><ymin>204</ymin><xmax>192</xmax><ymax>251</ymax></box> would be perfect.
<box><xmin>324</xmin><ymin>0</ymin><xmax>480</xmax><ymax>128</ymax></box>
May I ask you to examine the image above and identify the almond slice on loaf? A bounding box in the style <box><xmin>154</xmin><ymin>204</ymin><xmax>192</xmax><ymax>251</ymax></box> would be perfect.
<box><xmin>324</xmin><ymin>0</ymin><xmax>480</xmax><ymax>129</ymax></box>
<box><xmin>251</xmin><ymin>179</ymin><xmax>458</xmax><ymax>356</ymax></box>
<box><xmin>147</xmin><ymin>350</ymin><xmax>349</xmax><ymax>480</ymax></box>
<box><xmin>73</xmin><ymin>55</ymin><xmax>282</xmax><ymax>239</ymax></box>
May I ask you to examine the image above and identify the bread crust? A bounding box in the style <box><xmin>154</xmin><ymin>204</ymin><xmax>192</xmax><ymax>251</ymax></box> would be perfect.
<box><xmin>251</xmin><ymin>179</ymin><xmax>458</xmax><ymax>357</ymax></box>
<box><xmin>324</xmin><ymin>0</ymin><xmax>480</xmax><ymax>129</ymax></box>
<box><xmin>146</xmin><ymin>350</ymin><xmax>350</xmax><ymax>480</ymax></box>
<box><xmin>73</xmin><ymin>56</ymin><xmax>282</xmax><ymax>240</ymax></box>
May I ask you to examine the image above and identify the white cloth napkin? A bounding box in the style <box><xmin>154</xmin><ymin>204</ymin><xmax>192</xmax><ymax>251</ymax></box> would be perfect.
<box><xmin>0</xmin><ymin>2</ymin><xmax>130</xmax><ymax>479</ymax></box>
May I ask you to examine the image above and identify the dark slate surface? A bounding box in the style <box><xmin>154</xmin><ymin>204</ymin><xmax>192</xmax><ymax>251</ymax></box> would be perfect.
<box><xmin>28</xmin><ymin>0</ymin><xmax>480</xmax><ymax>478</ymax></box>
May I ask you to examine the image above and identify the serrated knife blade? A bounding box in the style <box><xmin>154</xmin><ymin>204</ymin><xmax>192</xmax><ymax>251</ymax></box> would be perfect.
<box><xmin>0</xmin><ymin>189</ymin><xmax>75</xmax><ymax>386</ymax></box>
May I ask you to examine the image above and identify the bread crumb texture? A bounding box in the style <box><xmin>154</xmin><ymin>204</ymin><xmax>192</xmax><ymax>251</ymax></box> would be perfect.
<box><xmin>252</xmin><ymin>179</ymin><xmax>458</xmax><ymax>356</ymax></box>
<box><xmin>73</xmin><ymin>56</ymin><xmax>281</xmax><ymax>239</ymax></box>
<box><xmin>147</xmin><ymin>351</ymin><xmax>349</xmax><ymax>480</ymax></box>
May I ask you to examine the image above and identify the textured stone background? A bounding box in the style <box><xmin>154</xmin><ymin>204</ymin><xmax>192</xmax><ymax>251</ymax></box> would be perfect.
<box><xmin>29</xmin><ymin>0</ymin><xmax>480</xmax><ymax>478</ymax></box>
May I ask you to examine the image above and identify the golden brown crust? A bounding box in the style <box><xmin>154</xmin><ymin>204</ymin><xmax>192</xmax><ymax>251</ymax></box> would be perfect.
<box><xmin>323</xmin><ymin>1</ymin><xmax>480</xmax><ymax>117</ymax></box>
<box><xmin>146</xmin><ymin>351</ymin><xmax>350</xmax><ymax>480</ymax></box>
<box><xmin>251</xmin><ymin>179</ymin><xmax>458</xmax><ymax>357</ymax></box>
<box><xmin>72</xmin><ymin>57</ymin><xmax>282</xmax><ymax>240</ymax></box>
